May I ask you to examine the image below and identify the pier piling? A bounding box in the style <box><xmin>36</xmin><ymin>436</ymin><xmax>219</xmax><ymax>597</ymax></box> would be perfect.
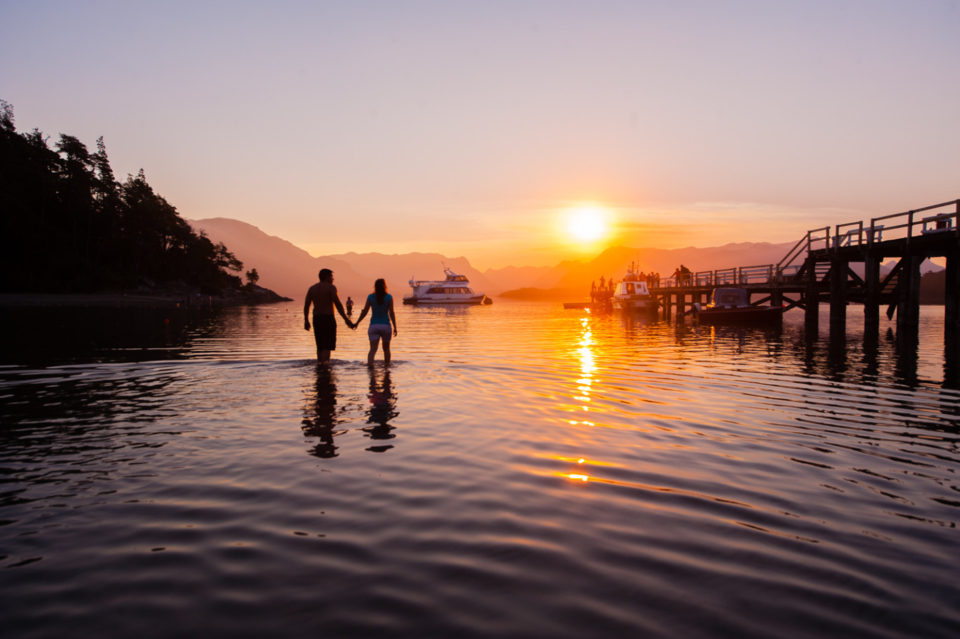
<box><xmin>636</xmin><ymin>198</ymin><xmax>957</xmax><ymax>355</ymax></box>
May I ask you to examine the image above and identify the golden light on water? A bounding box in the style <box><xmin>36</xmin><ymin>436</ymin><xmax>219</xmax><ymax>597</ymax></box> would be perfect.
<box><xmin>575</xmin><ymin>316</ymin><xmax>595</xmax><ymax>406</ymax></box>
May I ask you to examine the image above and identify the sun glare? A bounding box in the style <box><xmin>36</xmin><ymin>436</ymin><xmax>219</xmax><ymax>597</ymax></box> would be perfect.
<box><xmin>564</xmin><ymin>205</ymin><xmax>610</xmax><ymax>244</ymax></box>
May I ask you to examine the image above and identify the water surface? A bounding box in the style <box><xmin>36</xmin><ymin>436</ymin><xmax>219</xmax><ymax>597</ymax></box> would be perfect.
<box><xmin>2</xmin><ymin>301</ymin><xmax>958</xmax><ymax>638</ymax></box>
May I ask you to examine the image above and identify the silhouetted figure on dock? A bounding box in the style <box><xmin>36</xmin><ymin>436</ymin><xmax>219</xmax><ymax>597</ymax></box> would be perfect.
<box><xmin>352</xmin><ymin>278</ymin><xmax>398</xmax><ymax>366</ymax></box>
<box><xmin>304</xmin><ymin>268</ymin><xmax>353</xmax><ymax>364</ymax></box>
<box><xmin>346</xmin><ymin>296</ymin><xmax>354</xmax><ymax>317</ymax></box>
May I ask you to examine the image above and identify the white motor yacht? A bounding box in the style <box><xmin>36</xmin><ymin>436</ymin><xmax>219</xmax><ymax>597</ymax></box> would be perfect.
<box><xmin>403</xmin><ymin>267</ymin><xmax>491</xmax><ymax>305</ymax></box>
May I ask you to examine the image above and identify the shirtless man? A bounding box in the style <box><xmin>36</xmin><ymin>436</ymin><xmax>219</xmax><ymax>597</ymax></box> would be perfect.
<box><xmin>304</xmin><ymin>268</ymin><xmax>353</xmax><ymax>363</ymax></box>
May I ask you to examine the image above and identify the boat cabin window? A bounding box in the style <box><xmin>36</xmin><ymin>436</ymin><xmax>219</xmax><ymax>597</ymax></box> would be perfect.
<box><xmin>426</xmin><ymin>286</ymin><xmax>473</xmax><ymax>295</ymax></box>
<box><xmin>713</xmin><ymin>289</ymin><xmax>747</xmax><ymax>306</ymax></box>
<box><xmin>622</xmin><ymin>282</ymin><xmax>648</xmax><ymax>295</ymax></box>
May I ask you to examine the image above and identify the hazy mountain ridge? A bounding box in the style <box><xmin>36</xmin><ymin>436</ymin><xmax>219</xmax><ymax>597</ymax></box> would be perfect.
<box><xmin>190</xmin><ymin>218</ymin><xmax>366</xmax><ymax>299</ymax></box>
<box><xmin>188</xmin><ymin>217</ymin><xmax>946</xmax><ymax>301</ymax></box>
<box><xmin>190</xmin><ymin>219</ymin><xmax>491</xmax><ymax>299</ymax></box>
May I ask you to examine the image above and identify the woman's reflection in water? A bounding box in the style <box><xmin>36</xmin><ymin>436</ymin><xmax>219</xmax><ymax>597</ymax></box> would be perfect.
<box><xmin>363</xmin><ymin>366</ymin><xmax>398</xmax><ymax>453</ymax></box>
<box><xmin>302</xmin><ymin>366</ymin><xmax>346</xmax><ymax>459</ymax></box>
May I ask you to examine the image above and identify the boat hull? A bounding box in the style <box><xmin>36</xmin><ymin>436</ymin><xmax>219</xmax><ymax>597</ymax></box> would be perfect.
<box><xmin>697</xmin><ymin>306</ymin><xmax>783</xmax><ymax>325</ymax></box>
<box><xmin>611</xmin><ymin>297</ymin><xmax>658</xmax><ymax>312</ymax></box>
<box><xmin>403</xmin><ymin>295</ymin><xmax>488</xmax><ymax>305</ymax></box>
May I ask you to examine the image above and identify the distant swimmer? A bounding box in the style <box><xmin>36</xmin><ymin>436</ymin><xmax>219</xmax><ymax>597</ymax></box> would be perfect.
<box><xmin>352</xmin><ymin>278</ymin><xmax>398</xmax><ymax>366</ymax></box>
<box><xmin>304</xmin><ymin>268</ymin><xmax>353</xmax><ymax>364</ymax></box>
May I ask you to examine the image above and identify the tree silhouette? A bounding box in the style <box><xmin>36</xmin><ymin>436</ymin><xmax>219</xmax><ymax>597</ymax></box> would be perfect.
<box><xmin>0</xmin><ymin>100</ymin><xmax>247</xmax><ymax>294</ymax></box>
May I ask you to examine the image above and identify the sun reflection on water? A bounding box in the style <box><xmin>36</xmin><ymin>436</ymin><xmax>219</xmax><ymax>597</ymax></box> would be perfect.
<box><xmin>574</xmin><ymin>315</ymin><xmax>596</xmax><ymax>408</ymax></box>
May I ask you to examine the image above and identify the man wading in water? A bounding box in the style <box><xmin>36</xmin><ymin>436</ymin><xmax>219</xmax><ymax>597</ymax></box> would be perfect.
<box><xmin>304</xmin><ymin>268</ymin><xmax>353</xmax><ymax>364</ymax></box>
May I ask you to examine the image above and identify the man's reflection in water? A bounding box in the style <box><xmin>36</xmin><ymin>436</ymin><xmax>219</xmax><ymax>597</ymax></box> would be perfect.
<box><xmin>363</xmin><ymin>366</ymin><xmax>398</xmax><ymax>453</ymax></box>
<box><xmin>302</xmin><ymin>366</ymin><xmax>345</xmax><ymax>459</ymax></box>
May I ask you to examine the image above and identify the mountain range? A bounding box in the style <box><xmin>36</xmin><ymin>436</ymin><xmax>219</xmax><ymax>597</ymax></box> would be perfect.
<box><xmin>189</xmin><ymin>217</ymin><xmax>944</xmax><ymax>302</ymax></box>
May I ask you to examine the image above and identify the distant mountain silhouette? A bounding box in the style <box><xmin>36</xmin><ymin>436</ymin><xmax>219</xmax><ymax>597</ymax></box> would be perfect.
<box><xmin>488</xmin><ymin>242</ymin><xmax>802</xmax><ymax>293</ymax></box>
<box><xmin>553</xmin><ymin>242</ymin><xmax>797</xmax><ymax>290</ymax></box>
<box><xmin>189</xmin><ymin>218</ymin><xmax>492</xmax><ymax>300</ymax></box>
<box><xmin>189</xmin><ymin>218</ymin><xmax>367</xmax><ymax>298</ymax></box>
<box><xmin>189</xmin><ymin>217</ymin><xmax>951</xmax><ymax>302</ymax></box>
<box><xmin>482</xmin><ymin>264</ymin><xmax>562</xmax><ymax>291</ymax></box>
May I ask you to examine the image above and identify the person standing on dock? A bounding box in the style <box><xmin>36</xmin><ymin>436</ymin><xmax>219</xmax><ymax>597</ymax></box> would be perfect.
<box><xmin>346</xmin><ymin>296</ymin><xmax>354</xmax><ymax>317</ymax></box>
<box><xmin>304</xmin><ymin>268</ymin><xmax>353</xmax><ymax>364</ymax></box>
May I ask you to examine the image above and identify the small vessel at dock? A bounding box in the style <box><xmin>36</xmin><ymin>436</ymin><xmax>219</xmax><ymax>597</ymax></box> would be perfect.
<box><xmin>403</xmin><ymin>267</ymin><xmax>491</xmax><ymax>305</ymax></box>
<box><xmin>695</xmin><ymin>287</ymin><xmax>782</xmax><ymax>325</ymax></box>
<box><xmin>612</xmin><ymin>263</ymin><xmax>658</xmax><ymax>313</ymax></box>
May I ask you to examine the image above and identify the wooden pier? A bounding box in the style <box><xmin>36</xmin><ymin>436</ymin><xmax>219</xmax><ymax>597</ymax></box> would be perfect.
<box><xmin>648</xmin><ymin>198</ymin><xmax>960</xmax><ymax>352</ymax></box>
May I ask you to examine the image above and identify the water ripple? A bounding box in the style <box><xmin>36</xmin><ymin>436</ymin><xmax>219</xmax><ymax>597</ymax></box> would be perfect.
<box><xmin>1</xmin><ymin>302</ymin><xmax>959</xmax><ymax>637</ymax></box>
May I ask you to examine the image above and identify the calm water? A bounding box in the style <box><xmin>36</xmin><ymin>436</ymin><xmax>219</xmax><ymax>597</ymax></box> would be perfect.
<box><xmin>1</xmin><ymin>301</ymin><xmax>958</xmax><ymax>638</ymax></box>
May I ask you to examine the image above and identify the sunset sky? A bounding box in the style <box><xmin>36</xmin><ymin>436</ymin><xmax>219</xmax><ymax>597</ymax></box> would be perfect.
<box><xmin>2</xmin><ymin>1</ymin><xmax>958</xmax><ymax>269</ymax></box>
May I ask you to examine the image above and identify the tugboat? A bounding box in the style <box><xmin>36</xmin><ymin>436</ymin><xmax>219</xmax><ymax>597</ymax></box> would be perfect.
<box><xmin>695</xmin><ymin>287</ymin><xmax>782</xmax><ymax>325</ymax></box>
<box><xmin>403</xmin><ymin>266</ymin><xmax>491</xmax><ymax>305</ymax></box>
<box><xmin>612</xmin><ymin>263</ymin><xmax>658</xmax><ymax>313</ymax></box>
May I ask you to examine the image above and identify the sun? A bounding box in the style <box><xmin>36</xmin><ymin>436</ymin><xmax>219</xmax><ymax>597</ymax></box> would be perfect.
<box><xmin>564</xmin><ymin>205</ymin><xmax>610</xmax><ymax>244</ymax></box>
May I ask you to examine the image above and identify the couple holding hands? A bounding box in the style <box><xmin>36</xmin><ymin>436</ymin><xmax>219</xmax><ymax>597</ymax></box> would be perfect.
<box><xmin>304</xmin><ymin>268</ymin><xmax>398</xmax><ymax>365</ymax></box>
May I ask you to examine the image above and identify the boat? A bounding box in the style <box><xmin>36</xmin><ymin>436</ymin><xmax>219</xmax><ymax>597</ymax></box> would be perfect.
<box><xmin>695</xmin><ymin>287</ymin><xmax>782</xmax><ymax>325</ymax></box>
<box><xmin>403</xmin><ymin>267</ymin><xmax>491</xmax><ymax>305</ymax></box>
<box><xmin>611</xmin><ymin>263</ymin><xmax>658</xmax><ymax>312</ymax></box>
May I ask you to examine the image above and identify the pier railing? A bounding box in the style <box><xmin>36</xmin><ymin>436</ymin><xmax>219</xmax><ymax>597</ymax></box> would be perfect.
<box><xmin>659</xmin><ymin>263</ymin><xmax>799</xmax><ymax>288</ymax></box>
<box><xmin>772</xmin><ymin>198</ymin><xmax>959</xmax><ymax>277</ymax></box>
<box><xmin>813</xmin><ymin>199</ymin><xmax>959</xmax><ymax>252</ymax></box>
<box><xmin>776</xmin><ymin>226</ymin><xmax>829</xmax><ymax>276</ymax></box>
<box><xmin>650</xmin><ymin>198</ymin><xmax>959</xmax><ymax>290</ymax></box>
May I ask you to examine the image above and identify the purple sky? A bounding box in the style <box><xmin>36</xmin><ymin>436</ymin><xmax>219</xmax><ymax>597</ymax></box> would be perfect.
<box><xmin>2</xmin><ymin>1</ymin><xmax>958</xmax><ymax>268</ymax></box>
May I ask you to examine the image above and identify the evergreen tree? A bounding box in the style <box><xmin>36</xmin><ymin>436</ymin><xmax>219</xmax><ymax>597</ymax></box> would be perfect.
<box><xmin>0</xmin><ymin>100</ymin><xmax>248</xmax><ymax>295</ymax></box>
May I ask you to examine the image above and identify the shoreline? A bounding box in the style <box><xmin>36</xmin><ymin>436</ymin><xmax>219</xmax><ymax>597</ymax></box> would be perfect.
<box><xmin>0</xmin><ymin>289</ymin><xmax>292</xmax><ymax>309</ymax></box>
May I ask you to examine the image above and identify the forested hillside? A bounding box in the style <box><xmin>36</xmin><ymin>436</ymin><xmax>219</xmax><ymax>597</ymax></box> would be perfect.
<box><xmin>0</xmin><ymin>100</ymin><xmax>245</xmax><ymax>294</ymax></box>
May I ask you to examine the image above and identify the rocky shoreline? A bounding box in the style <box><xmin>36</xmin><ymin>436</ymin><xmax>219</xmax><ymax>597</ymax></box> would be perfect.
<box><xmin>0</xmin><ymin>284</ymin><xmax>292</xmax><ymax>308</ymax></box>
